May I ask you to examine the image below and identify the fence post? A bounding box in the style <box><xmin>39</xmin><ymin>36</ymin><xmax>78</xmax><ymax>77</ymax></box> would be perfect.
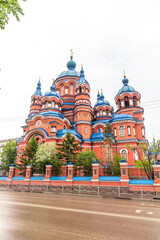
<box><xmin>47</xmin><ymin>184</ymin><xmax>48</xmax><ymax>192</ymax></box>
<box><xmin>62</xmin><ymin>184</ymin><xmax>64</xmax><ymax>193</ymax></box>
<box><xmin>97</xmin><ymin>185</ymin><xmax>100</xmax><ymax>196</ymax></box>
<box><xmin>118</xmin><ymin>186</ymin><xmax>120</xmax><ymax>197</ymax></box>
<box><xmin>79</xmin><ymin>185</ymin><xmax>81</xmax><ymax>194</ymax></box>
<box><xmin>141</xmin><ymin>187</ymin><xmax>143</xmax><ymax>198</ymax></box>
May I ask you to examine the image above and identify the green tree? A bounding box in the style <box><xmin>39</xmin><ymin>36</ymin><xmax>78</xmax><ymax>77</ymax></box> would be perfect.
<box><xmin>0</xmin><ymin>140</ymin><xmax>17</xmax><ymax>171</ymax></box>
<box><xmin>76</xmin><ymin>149</ymin><xmax>99</xmax><ymax>176</ymax></box>
<box><xmin>19</xmin><ymin>137</ymin><xmax>39</xmax><ymax>168</ymax></box>
<box><xmin>56</xmin><ymin>132</ymin><xmax>81</xmax><ymax>164</ymax></box>
<box><xmin>0</xmin><ymin>0</ymin><xmax>26</xmax><ymax>30</ymax></box>
<box><xmin>36</xmin><ymin>143</ymin><xmax>62</xmax><ymax>175</ymax></box>
<box><xmin>126</xmin><ymin>141</ymin><xmax>158</xmax><ymax>180</ymax></box>
<box><xmin>105</xmin><ymin>154</ymin><xmax>121</xmax><ymax>176</ymax></box>
<box><xmin>103</xmin><ymin>122</ymin><xmax>114</xmax><ymax>145</ymax></box>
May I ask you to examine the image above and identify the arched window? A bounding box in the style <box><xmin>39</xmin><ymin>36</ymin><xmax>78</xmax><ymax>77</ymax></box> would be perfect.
<box><xmin>141</xmin><ymin>127</ymin><xmax>145</xmax><ymax>137</ymax></box>
<box><xmin>119</xmin><ymin>126</ymin><xmax>125</xmax><ymax>137</ymax></box>
<box><xmin>114</xmin><ymin>128</ymin><xmax>117</xmax><ymax>137</ymax></box>
<box><xmin>134</xmin><ymin>150</ymin><xmax>138</xmax><ymax>161</ymax></box>
<box><xmin>124</xmin><ymin>96</ymin><xmax>129</xmax><ymax>108</ymax></box>
<box><xmin>70</xmin><ymin>85</ymin><xmax>73</xmax><ymax>95</ymax></box>
<box><xmin>79</xmin><ymin>86</ymin><xmax>82</xmax><ymax>93</ymax></box>
<box><xmin>48</xmin><ymin>102</ymin><xmax>51</xmax><ymax>108</ymax></box>
<box><xmin>106</xmin><ymin>144</ymin><xmax>112</xmax><ymax>162</ymax></box>
<box><xmin>121</xmin><ymin>149</ymin><xmax>127</xmax><ymax>160</ymax></box>
<box><xmin>106</xmin><ymin>109</ymin><xmax>109</xmax><ymax>116</ymax></box>
<box><xmin>117</xmin><ymin>99</ymin><xmax>121</xmax><ymax>109</ymax></box>
<box><xmin>100</xmin><ymin>110</ymin><xmax>102</xmax><ymax>116</ymax></box>
<box><xmin>64</xmin><ymin>125</ymin><xmax>66</xmax><ymax>129</ymax></box>
<box><xmin>52</xmin><ymin>101</ymin><xmax>55</xmax><ymax>108</ymax></box>
<box><xmin>55</xmin><ymin>103</ymin><xmax>58</xmax><ymax>109</ymax></box>
<box><xmin>133</xmin><ymin>96</ymin><xmax>137</xmax><ymax>107</ymax></box>
<box><xmin>51</xmin><ymin>126</ymin><xmax>56</xmax><ymax>133</ymax></box>
<box><xmin>61</xmin><ymin>85</ymin><xmax>64</xmax><ymax>95</ymax></box>
<box><xmin>127</xmin><ymin>126</ymin><xmax>131</xmax><ymax>136</ymax></box>
<box><xmin>133</xmin><ymin>127</ymin><xmax>136</xmax><ymax>136</ymax></box>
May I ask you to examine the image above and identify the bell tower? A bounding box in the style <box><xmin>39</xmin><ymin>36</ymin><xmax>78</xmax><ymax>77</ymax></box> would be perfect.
<box><xmin>74</xmin><ymin>65</ymin><xmax>92</xmax><ymax>139</ymax></box>
<box><xmin>29</xmin><ymin>79</ymin><xmax>42</xmax><ymax>116</ymax></box>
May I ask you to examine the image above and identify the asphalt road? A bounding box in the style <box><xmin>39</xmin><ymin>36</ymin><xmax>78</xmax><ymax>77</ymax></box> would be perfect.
<box><xmin>0</xmin><ymin>191</ymin><xmax>160</xmax><ymax>240</ymax></box>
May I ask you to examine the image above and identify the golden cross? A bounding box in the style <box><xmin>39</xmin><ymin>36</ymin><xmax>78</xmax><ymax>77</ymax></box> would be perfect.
<box><xmin>70</xmin><ymin>49</ymin><xmax>73</xmax><ymax>57</ymax></box>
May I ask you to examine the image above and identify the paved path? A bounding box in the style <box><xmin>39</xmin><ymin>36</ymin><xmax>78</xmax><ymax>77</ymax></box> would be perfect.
<box><xmin>0</xmin><ymin>191</ymin><xmax>160</xmax><ymax>240</ymax></box>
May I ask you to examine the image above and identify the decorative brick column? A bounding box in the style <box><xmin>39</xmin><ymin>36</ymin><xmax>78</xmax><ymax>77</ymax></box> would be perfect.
<box><xmin>91</xmin><ymin>160</ymin><xmax>99</xmax><ymax>183</ymax></box>
<box><xmin>77</xmin><ymin>166</ymin><xmax>84</xmax><ymax>177</ymax></box>
<box><xmin>8</xmin><ymin>164</ymin><xmax>15</xmax><ymax>180</ymax></box>
<box><xmin>153</xmin><ymin>162</ymin><xmax>160</xmax><ymax>191</ymax></box>
<box><xmin>3</xmin><ymin>170</ymin><xmax>6</xmax><ymax>177</ymax></box>
<box><xmin>25</xmin><ymin>165</ymin><xmax>32</xmax><ymax>180</ymax></box>
<box><xmin>62</xmin><ymin>165</ymin><xmax>67</xmax><ymax>176</ymax></box>
<box><xmin>45</xmin><ymin>164</ymin><xmax>53</xmax><ymax>181</ymax></box>
<box><xmin>120</xmin><ymin>159</ymin><xmax>129</xmax><ymax>186</ymax></box>
<box><xmin>66</xmin><ymin>162</ymin><xmax>74</xmax><ymax>181</ymax></box>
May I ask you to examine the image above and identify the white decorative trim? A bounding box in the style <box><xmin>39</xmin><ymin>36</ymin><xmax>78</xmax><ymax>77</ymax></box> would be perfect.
<box><xmin>119</xmin><ymin>162</ymin><xmax>128</xmax><ymax>166</ymax></box>
<box><xmin>120</xmin><ymin>179</ymin><xmax>129</xmax><ymax>182</ymax></box>
<box><xmin>92</xmin><ymin>122</ymin><xmax>106</xmax><ymax>128</ymax></box>
<box><xmin>120</xmin><ymin>148</ymin><xmax>128</xmax><ymax>154</ymax></box>
<box><xmin>91</xmin><ymin>179</ymin><xmax>99</xmax><ymax>182</ymax></box>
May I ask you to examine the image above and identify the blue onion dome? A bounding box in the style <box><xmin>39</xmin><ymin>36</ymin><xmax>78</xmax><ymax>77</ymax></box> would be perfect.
<box><xmin>44</xmin><ymin>81</ymin><xmax>60</xmax><ymax>98</ymax></box>
<box><xmin>67</xmin><ymin>56</ymin><xmax>76</xmax><ymax>70</ymax></box>
<box><xmin>32</xmin><ymin>80</ymin><xmax>43</xmax><ymax>97</ymax></box>
<box><xmin>57</xmin><ymin>51</ymin><xmax>80</xmax><ymax>78</ymax></box>
<box><xmin>94</xmin><ymin>90</ymin><xmax>111</xmax><ymax>107</ymax></box>
<box><xmin>118</xmin><ymin>73</ymin><xmax>135</xmax><ymax>95</ymax></box>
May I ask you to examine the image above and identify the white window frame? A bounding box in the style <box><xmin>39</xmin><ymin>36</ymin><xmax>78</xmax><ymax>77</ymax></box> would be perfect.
<box><xmin>119</xmin><ymin>126</ymin><xmax>125</xmax><ymax>137</ymax></box>
<box><xmin>51</xmin><ymin>126</ymin><xmax>56</xmax><ymax>133</ymax></box>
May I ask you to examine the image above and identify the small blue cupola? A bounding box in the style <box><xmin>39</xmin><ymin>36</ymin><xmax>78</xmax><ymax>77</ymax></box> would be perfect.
<box><xmin>97</xmin><ymin>90</ymin><xmax>100</xmax><ymax>101</ymax></box>
<box><xmin>32</xmin><ymin>80</ymin><xmax>43</xmax><ymax>97</ymax></box>
<box><xmin>44</xmin><ymin>81</ymin><xmax>61</xmax><ymax>98</ymax></box>
<box><xmin>100</xmin><ymin>89</ymin><xmax>104</xmax><ymax>101</ymax></box>
<box><xmin>118</xmin><ymin>72</ymin><xmax>135</xmax><ymax>95</ymax></box>
<box><xmin>94</xmin><ymin>89</ymin><xmax>111</xmax><ymax>107</ymax></box>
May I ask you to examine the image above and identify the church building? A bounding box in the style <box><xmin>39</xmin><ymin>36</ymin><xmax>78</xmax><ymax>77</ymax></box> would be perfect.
<box><xmin>16</xmin><ymin>52</ymin><xmax>147</xmax><ymax>175</ymax></box>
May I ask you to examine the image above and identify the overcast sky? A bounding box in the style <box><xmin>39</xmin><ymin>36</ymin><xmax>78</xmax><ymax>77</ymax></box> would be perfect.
<box><xmin>0</xmin><ymin>0</ymin><xmax>160</xmax><ymax>142</ymax></box>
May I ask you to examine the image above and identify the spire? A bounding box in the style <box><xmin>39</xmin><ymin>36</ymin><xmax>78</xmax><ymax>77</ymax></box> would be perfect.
<box><xmin>78</xmin><ymin>65</ymin><xmax>87</xmax><ymax>84</ymax></box>
<box><xmin>33</xmin><ymin>79</ymin><xmax>43</xmax><ymax>97</ymax></box>
<box><xmin>97</xmin><ymin>90</ymin><xmax>100</xmax><ymax>101</ymax></box>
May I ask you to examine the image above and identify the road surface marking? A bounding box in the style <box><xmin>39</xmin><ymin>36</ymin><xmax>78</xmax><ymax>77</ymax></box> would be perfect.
<box><xmin>51</xmin><ymin>228</ymin><xmax>104</xmax><ymax>240</ymax></box>
<box><xmin>0</xmin><ymin>200</ymin><xmax>160</xmax><ymax>222</ymax></box>
<box><xmin>147</xmin><ymin>212</ymin><xmax>153</xmax><ymax>215</ymax></box>
<box><xmin>136</xmin><ymin>209</ymin><xmax>142</xmax><ymax>213</ymax></box>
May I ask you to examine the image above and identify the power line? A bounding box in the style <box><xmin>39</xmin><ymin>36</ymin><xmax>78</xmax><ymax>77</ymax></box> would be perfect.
<box><xmin>141</xmin><ymin>100</ymin><xmax>160</xmax><ymax>104</ymax></box>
